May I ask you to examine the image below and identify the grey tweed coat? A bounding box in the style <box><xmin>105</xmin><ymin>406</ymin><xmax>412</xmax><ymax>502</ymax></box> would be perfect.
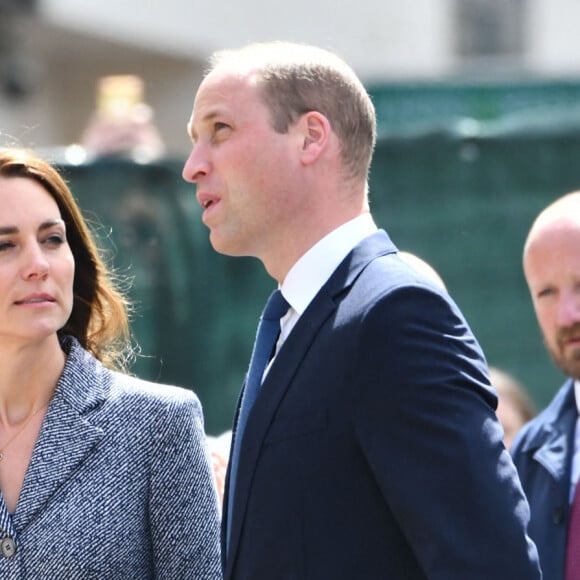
<box><xmin>0</xmin><ymin>335</ymin><xmax>222</xmax><ymax>579</ymax></box>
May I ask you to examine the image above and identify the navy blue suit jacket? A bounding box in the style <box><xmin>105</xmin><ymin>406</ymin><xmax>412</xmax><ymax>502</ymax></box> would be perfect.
<box><xmin>511</xmin><ymin>378</ymin><xmax>577</xmax><ymax>580</ymax></box>
<box><xmin>223</xmin><ymin>230</ymin><xmax>541</xmax><ymax>579</ymax></box>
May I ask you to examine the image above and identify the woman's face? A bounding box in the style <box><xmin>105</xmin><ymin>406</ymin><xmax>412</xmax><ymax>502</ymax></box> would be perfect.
<box><xmin>0</xmin><ymin>176</ymin><xmax>75</xmax><ymax>346</ymax></box>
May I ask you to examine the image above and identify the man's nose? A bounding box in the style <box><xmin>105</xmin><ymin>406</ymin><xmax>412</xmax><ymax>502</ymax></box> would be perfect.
<box><xmin>558</xmin><ymin>286</ymin><xmax>580</xmax><ymax>328</ymax></box>
<box><xmin>182</xmin><ymin>145</ymin><xmax>210</xmax><ymax>183</ymax></box>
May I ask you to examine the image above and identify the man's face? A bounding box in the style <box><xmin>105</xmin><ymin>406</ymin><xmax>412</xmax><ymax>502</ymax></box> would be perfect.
<box><xmin>182</xmin><ymin>68</ymin><xmax>303</xmax><ymax>261</ymax></box>
<box><xmin>524</xmin><ymin>220</ymin><xmax>580</xmax><ymax>379</ymax></box>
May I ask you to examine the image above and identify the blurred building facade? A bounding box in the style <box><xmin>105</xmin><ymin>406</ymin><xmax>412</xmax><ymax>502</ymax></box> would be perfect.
<box><xmin>2</xmin><ymin>0</ymin><xmax>580</xmax><ymax>155</ymax></box>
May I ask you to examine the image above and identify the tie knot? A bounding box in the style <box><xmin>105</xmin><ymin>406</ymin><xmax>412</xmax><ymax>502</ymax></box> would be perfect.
<box><xmin>262</xmin><ymin>289</ymin><xmax>289</xmax><ymax>321</ymax></box>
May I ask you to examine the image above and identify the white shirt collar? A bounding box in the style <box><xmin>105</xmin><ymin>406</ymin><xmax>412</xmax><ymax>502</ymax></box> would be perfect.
<box><xmin>280</xmin><ymin>213</ymin><xmax>377</xmax><ymax>316</ymax></box>
<box><xmin>574</xmin><ymin>379</ymin><xmax>580</xmax><ymax>414</ymax></box>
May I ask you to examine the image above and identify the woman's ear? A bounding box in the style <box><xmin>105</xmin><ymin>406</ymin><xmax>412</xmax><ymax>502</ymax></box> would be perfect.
<box><xmin>299</xmin><ymin>111</ymin><xmax>331</xmax><ymax>165</ymax></box>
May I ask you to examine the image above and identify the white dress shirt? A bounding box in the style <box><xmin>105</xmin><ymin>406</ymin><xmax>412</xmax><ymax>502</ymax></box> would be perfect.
<box><xmin>277</xmin><ymin>213</ymin><xmax>377</xmax><ymax>348</ymax></box>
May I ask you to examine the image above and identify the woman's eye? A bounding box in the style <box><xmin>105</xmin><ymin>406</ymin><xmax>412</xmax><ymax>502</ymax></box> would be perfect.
<box><xmin>44</xmin><ymin>234</ymin><xmax>66</xmax><ymax>246</ymax></box>
<box><xmin>0</xmin><ymin>240</ymin><xmax>15</xmax><ymax>252</ymax></box>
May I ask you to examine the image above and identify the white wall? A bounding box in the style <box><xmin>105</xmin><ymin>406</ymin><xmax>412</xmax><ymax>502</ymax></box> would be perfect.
<box><xmin>527</xmin><ymin>0</ymin><xmax>580</xmax><ymax>74</ymax></box>
<box><xmin>0</xmin><ymin>19</ymin><xmax>202</xmax><ymax>156</ymax></box>
<box><xmin>4</xmin><ymin>0</ymin><xmax>580</xmax><ymax>154</ymax></box>
<box><xmin>39</xmin><ymin>0</ymin><xmax>454</xmax><ymax>80</ymax></box>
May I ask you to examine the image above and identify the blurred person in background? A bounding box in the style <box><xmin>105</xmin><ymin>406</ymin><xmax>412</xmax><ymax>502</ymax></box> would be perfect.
<box><xmin>80</xmin><ymin>75</ymin><xmax>166</xmax><ymax>163</ymax></box>
<box><xmin>0</xmin><ymin>148</ymin><xmax>221</xmax><ymax>578</ymax></box>
<box><xmin>489</xmin><ymin>366</ymin><xmax>536</xmax><ymax>450</ymax></box>
<box><xmin>512</xmin><ymin>191</ymin><xmax>580</xmax><ymax>580</ymax></box>
<box><xmin>398</xmin><ymin>250</ymin><xmax>447</xmax><ymax>291</ymax></box>
<box><xmin>183</xmin><ymin>40</ymin><xmax>540</xmax><ymax>579</ymax></box>
<box><xmin>206</xmin><ymin>430</ymin><xmax>231</xmax><ymax>507</ymax></box>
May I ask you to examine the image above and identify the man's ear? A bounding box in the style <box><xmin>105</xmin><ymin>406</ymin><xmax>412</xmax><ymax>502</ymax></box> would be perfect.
<box><xmin>299</xmin><ymin>111</ymin><xmax>331</xmax><ymax>165</ymax></box>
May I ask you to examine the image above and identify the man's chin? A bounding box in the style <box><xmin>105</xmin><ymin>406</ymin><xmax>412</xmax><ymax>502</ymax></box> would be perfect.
<box><xmin>551</xmin><ymin>349</ymin><xmax>580</xmax><ymax>380</ymax></box>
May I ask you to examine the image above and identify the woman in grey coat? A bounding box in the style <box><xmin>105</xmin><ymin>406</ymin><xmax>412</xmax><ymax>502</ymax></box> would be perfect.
<box><xmin>0</xmin><ymin>148</ymin><xmax>222</xmax><ymax>579</ymax></box>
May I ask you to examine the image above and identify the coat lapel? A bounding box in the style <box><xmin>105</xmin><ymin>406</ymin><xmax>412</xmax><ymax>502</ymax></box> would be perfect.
<box><xmin>13</xmin><ymin>337</ymin><xmax>108</xmax><ymax>532</ymax></box>
<box><xmin>225</xmin><ymin>230</ymin><xmax>397</xmax><ymax>572</ymax></box>
<box><xmin>522</xmin><ymin>379</ymin><xmax>576</xmax><ymax>484</ymax></box>
<box><xmin>14</xmin><ymin>397</ymin><xmax>105</xmax><ymax>531</ymax></box>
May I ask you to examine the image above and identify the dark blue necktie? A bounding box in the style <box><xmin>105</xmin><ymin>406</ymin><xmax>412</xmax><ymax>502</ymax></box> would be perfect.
<box><xmin>227</xmin><ymin>289</ymin><xmax>289</xmax><ymax>549</ymax></box>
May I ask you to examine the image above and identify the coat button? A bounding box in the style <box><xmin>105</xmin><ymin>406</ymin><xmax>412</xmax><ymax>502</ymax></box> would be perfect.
<box><xmin>1</xmin><ymin>537</ymin><xmax>16</xmax><ymax>558</ymax></box>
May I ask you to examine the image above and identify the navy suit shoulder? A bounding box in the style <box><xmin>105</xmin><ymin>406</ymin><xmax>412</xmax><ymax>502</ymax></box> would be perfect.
<box><xmin>511</xmin><ymin>378</ymin><xmax>577</xmax><ymax>580</ymax></box>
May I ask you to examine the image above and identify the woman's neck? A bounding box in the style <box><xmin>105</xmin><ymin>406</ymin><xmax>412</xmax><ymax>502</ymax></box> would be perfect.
<box><xmin>0</xmin><ymin>335</ymin><xmax>65</xmax><ymax>426</ymax></box>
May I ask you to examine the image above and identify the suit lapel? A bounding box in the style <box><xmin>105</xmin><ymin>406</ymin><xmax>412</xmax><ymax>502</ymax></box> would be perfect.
<box><xmin>226</xmin><ymin>290</ymin><xmax>337</xmax><ymax>566</ymax></box>
<box><xmin>225</xmin><ymin>230</ymin><xmax>397</xmax><ymax>572</ymax></box>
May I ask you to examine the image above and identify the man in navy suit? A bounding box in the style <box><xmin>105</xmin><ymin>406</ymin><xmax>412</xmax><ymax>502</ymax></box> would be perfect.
<box><xmin>511</xmin><ymin>191</ymin><xmax>580</xmax><ymax>579</ymax></box>
<box><xmin>182</xmin><ymin>41</ymin><xmax>541</xmax><ymax>579</ymax></box>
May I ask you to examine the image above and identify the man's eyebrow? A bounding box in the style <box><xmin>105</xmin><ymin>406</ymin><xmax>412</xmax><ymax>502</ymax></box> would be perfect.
<box><xmin>188</xmin><ymin>109</ymin><xmax>224</xmax><ymax>140</ymax></box>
